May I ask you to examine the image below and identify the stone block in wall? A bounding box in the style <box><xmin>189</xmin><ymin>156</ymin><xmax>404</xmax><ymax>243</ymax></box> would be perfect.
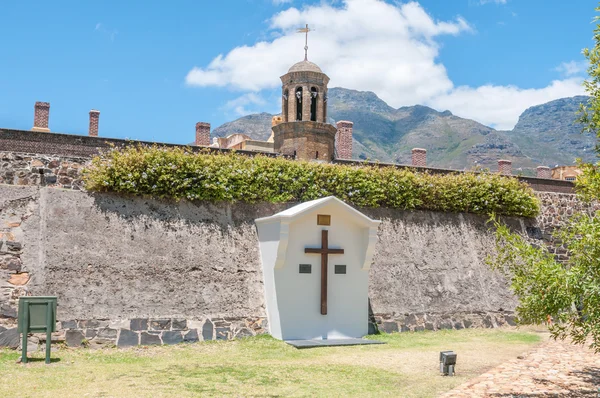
<box><xmin>202</xmin><ymin>321</ymin><xmax>214</xmax><ymax>341</ymax></box>
<box><xmin>215</xmin><ymin>327</ymin><xmax>230</xmax><ymax>340</ymax></box>
<box><xmin>150</xmin><ymin>319</ymin><xmax>171</xmax><ymax>331</ymax></box>
<box><xmin>7</xmin><ymin>272</ymin><xmax>28</xmax><ymax>285</ymax></box>
<box><xmin>97</xmin><ymin>328</ymin><xmax>117</xmax><ymax>339</ymax></box>
<box><xmin>505</xmin><ymin>315</ymin><xmax>517</xmax><ymax>326</ymax></box>
<box><xmin>86</xmin><ymin>329</ymin><xmax>97</xmax><ymax>339</ymax></box>
<box><xmin>381</xmin><ymin>322</ymin><xmax>398</xmax><ymax>333</ymax></box>
<box><xmin>162</xmin><ymin>331</ymin><xmax>183</xmax><ymax>345</ymax></box>
<box><xmin>368</xmin><ymin>322</ymin><xmax>378</xmax><ymax>335</ymax></box>
<box><xmin>38</xmin><ymin>332</ymin><xmax>65</xmax><ymax>344</ymax></box>
<box><xmin>78</xmin><ymin>319</ymin><xmax>108</xmax><ymax>329</ymax></box>
<box><xmin>0</xmin><ymin>256</ymin><xmax>22</xmax><ymax>272</ymax></box>
<box><xmin>140</xmin><ymin>332</ymin><xmax>161</xmax><ymax>345</ymax></box>
<box><xmin>1</xmin><ymin>304</ymin><xmax>17</xmax><ymax>319</ymax></box>
<box><xmin>483</xmin><ymin>314</ymin><xmax>496</xmax><ymax>328</ymax></box>
<box><xmin>5</xmin><ymin>241</ymin><xmax>22</xmax><ymax>252</ymax></box>
<box><xmin>130</xmin><ymin>318</ymin><xmax>148</xmax><ymax>331</ymax></box>
<box><xmin>183</xmin><ymin>329</ymin><xmax>199</xmax><ymax>343</ymax></box>
<box><xmin>109</xmin><ymin>319</ymin><xmax>129</xmax><ymax>329</ymax></box>
<box><xmin>117</xmin><ymin>329</ymin><xmax>139</xmax><ymax>347</ymax></box>
<box><xmin>88</xmin><ymin>339</ymin><xmax>116</xmax><ymax>349</ymax></box>
<box><xmin>171</xmin><ymin>319</ymin><xmax>187</xmax><ymax>330</ymax></box>
<box><xmin>0</xmin><ymin>328</ymin><xmax>19</xmax><ymax>348</ymax></box>
<box><xmin>439</xmin><ymin>320</ymin><xmax>453</xmax><ymax>330</ymax></box>
<box><xmin>235</xmin><ymin>328</ymin><xmax>254</xmax><ymax>339</ymax></box>
<box><xmin>61</xmin><ymin>320</ymin><xmax>78</xmax><ymax>329</ymax></box>
<box><xmin>21</xmin><ymin>336</ymin><xmax>39</xmax><ymax>353</ymax></box>
<box><xmin>66</xmin><ymin>330</ymin><xmax>85</xmax><ymax>347</ymax></box>
<box><xmin>403</xmin><ymin>314</ymin><xmax>418</xmax><ymax>327</ymax></box>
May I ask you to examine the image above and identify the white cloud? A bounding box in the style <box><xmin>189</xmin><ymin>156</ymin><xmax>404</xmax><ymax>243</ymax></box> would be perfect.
<box><xmin>185</xmin><ymin>0</ymin><xmax>584</xmax><ymax>129</ymax></box>
<box><xmin>479</xmin><ymin>0</ymin><xmax>507</xmax><ymax>4</ymax></box>
<box><xmin>429</xmin><ymin>78</ymin><xmax>585</xmax><ymax>130</ymax></box>
<box><xmin>272</xmin><ymin>0</ymin><xmax>292</xmax><ymax>5</ymax></box>
<box><xmin>555</xmin><ymin>60</ymin><xmax>588</xmax><ymax>77</ymax></box>
<box><xmin>224</xmin><ymin>93</ymin><xmax>268</xmax><ymax>116</ymax></box>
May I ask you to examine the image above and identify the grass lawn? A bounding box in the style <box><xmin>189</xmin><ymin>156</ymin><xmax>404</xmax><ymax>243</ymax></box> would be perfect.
<box><xmin>0</xmin><ymin>327</ymin><xmax>545</xmax><ymax>397</ymax></box>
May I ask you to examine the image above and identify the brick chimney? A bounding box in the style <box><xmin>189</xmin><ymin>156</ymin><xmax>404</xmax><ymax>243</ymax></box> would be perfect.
<box><xmin>32</xmin><ymin>101</ymin><xmax>50</xmax><ymax>132</ymax></box>
<box><xmin>89</xmin><ymin>109</ymin><xmax>100</xmax><ymax>137</ymax></box>
<box><xmin>411</xmin><ymin>148</ymin><xmax>427</xmax><ymax>167</ymax></box>
<box><xmin>536</xmin><ymin>166</ymin><xmax>551</xmax><ymax>179</ymax></box>
<box><xmin>335</xmin><ymin>121</ymin><xmax>353</xmax><ymax>159</ymax></box>
<box><xmin>498</xmin><ymin>159</ymin><xmax>512</xmax><ymax>176</ymax></box>
<box><xmin>195</xmin><ymin>122</ymin><xmax>211</xmax><ymax>146</ymax></box>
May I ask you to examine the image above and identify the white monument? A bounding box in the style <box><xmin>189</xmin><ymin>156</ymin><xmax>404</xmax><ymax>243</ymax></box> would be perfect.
<box><xmin>255</xmin><ymin>196</ymin><xmax>381</xmax><ymax>341</ymax></box>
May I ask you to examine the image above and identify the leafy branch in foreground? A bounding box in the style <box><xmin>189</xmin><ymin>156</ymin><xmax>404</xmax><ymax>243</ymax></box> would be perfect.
<box><xmin>488</xmin><ymin>215</ymin><xmax>600</xmax><ymax>352</ymax></box>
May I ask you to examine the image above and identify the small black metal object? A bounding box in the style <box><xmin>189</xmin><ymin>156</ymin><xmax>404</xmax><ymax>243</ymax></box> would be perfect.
<box><xmin>299</xmin><ymin>264</ymin><xmax>312</xmax><ymax>274</ymax></box>
<box><xmin>334</xmin><ymin>265</ymin><xmax>346</xmax><ymax>274</ymax></box>
<box><xmin>440</xmin><ymin>351</ymin><xmax>457</xmax><ymax>376</ymax></box>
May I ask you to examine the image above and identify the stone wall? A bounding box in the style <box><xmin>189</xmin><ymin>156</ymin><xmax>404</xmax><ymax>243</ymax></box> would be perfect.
<box><xmin>0</xmin><ymin>185</ymin><xmax>274</xmax><ymax>349</ymax></box>
<box><xmin>0</xmin><ymin>164</ymin><xmax>595</xmax><ymax>349</ymax></box>
<box><xmin>0</xmin><ymin>130</ymin><xmax>285</xmax><ymax>159</ymax></box>
<box><xmin>362</xmin><ymin>208</ymin><xmax>521</xmax><ymax>334</ymax></box>
<box><xmin>1</xmin><ymin>184</ymin><xmax>587</xmax><ymax>349</ymax></box>
<box><xmin>0</xmin><ymin>152</ymin><xmax>87</xmax><ymax>189</ymax></box>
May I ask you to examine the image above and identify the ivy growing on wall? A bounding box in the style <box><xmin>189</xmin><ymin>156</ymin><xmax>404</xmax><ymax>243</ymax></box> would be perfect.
<box><xmin>83</xmin><ymin>145</ymin><xmax>539</xmax><ymax>217</ymax></box>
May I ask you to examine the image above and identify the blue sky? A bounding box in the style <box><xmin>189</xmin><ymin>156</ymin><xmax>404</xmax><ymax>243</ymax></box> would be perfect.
<box><xmin>0</xmin><ymin>0</ymin><xmax>595</xmax><ymax>145</ymax></box>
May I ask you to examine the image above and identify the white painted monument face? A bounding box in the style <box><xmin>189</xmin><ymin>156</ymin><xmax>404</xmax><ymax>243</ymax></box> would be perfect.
<box><xmin>255</xmin><ymin>196</ymin><xmax>380</xmax><ymax>341</ymax></box>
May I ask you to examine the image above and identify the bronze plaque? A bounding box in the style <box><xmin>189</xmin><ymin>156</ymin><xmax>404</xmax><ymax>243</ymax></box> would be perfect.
<box><xmin>317</xmin><ymin>214</ymin><xmax>331</xmax><ymax>226</ymax></box>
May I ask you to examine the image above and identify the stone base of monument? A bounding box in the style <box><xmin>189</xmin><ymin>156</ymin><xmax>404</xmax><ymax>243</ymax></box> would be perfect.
<box><xmin>285</xmin><ymin>338</ymin><xmax>386</xmax><ymax>349</ymax></box>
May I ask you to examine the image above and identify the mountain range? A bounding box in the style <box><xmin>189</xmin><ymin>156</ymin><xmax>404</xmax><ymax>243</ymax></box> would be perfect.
<box><xmin>213</xmin><ymin>88</ymin><xmax>596</xmax><ymax>175</ymax></box>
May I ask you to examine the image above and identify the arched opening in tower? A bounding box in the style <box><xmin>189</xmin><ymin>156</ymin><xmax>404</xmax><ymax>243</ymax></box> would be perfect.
<box><xmin>310</xmin><ymin>87</ymin><xmax>318</xmax><ymax>122</ymax></box>
<box><xmin>283</xmin><ymin>89</ymin><xmax>289</xmax><ymax>122</ymax></box>
<box><xmin>295</xmin><ymin>87</ymin><xmax>303</xmax><ymax>121</ymax></box>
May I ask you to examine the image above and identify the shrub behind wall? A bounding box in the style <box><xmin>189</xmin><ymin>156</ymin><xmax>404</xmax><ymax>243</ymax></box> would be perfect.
<box><xmin>83</xmin><ymin>145</ymin><xmax>539</xmax><ymax>217</ymax></box>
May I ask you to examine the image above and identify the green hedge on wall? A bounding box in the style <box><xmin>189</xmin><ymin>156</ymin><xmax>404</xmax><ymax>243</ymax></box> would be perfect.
<box><xmin>83</xmin><ymin>145</ymin><xmax>539</xmax><ymax>217</ymax></box>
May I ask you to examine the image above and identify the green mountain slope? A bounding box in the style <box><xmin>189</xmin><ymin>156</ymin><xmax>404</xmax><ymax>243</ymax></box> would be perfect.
<box><xmin>505</xmin><ymin>96</ymin><xmax>595</xmax><ymax>167</ymax></box>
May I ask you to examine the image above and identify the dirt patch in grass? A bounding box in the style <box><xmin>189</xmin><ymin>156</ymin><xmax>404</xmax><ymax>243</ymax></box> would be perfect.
<box><xmin>0</xmin><ymin>327</ymin><xmax>545</xmax><ymax>397</ymax></box>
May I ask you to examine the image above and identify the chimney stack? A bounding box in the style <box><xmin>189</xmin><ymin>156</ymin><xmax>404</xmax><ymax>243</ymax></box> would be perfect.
<box><xmin>335</xmin><ymin>120</ymin><xmax>353</xmax><ymax>159</ymax></box>
<box><xmin>536</xmin><ymin>166</ymin><xmax>551</xmax><ymax>179</ymax></box>
<box><xmin>498</xmin><ymin>159</ymin><xmax>512</xmax><ymax>176</ymax></box>
<box><xmin>32</xmin><ymin>101</ymin><xmax>50</xmax><ymax>132</ymax></box>
<box><xmin>195</xmin><ymin>122</ymin><xmax>211</xmax><ymax>146</ymax></box>
<box><xmin>89</xmin><ymin>109</ymin><xmax>100</xmax><ymax>137</ymax></box>
<box><xmin>411</xmin><ymin>148</ymin><xmax>427</xmax><ymax>167</ymax></box>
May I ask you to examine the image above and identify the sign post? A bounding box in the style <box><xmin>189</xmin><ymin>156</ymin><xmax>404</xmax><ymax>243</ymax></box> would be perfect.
<box><xmin>18</xmin><ymin>297</ymin><xmax>57</xmax><ymax>364</ymax></box>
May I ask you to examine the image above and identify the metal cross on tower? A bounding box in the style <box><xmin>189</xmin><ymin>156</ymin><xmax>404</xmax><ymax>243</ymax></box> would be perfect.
<box><xmin>297</xmin><ymin>24</ymin><xmax>311</xmax><ymax>61</ymax></box>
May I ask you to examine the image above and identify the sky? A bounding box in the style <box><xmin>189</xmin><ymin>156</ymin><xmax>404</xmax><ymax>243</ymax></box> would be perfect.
<box><xmin>0</xmin><ymin>0</ymin><xmax>596</xmax><ymax>145</ymax></box>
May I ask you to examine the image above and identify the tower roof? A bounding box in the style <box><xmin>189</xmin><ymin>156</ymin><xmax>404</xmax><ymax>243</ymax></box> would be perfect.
<box><xmin>288</xmin><ymin>60</ymin><xmax>323</xmax><ymax>73</ymax></box>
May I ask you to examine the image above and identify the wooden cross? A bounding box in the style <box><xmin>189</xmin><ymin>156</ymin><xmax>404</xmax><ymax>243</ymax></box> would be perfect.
<box><xmin>305</xmin><ymin>230</ymin><xmax>344</xmax><ymax>315</ymax></box>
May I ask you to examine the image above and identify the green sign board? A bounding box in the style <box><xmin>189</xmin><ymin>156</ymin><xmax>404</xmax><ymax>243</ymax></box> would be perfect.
<box><xmin>18</xmin><ymin>296</ymin><xmax>57</xmax><ymax>364</ymax></box>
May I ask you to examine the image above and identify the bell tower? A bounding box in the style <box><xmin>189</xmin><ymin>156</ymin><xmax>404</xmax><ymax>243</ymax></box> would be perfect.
<box><xmin>273</xmin><ymin>26</ymin><xmax>337</xmax><ymax>161</ymax></box>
